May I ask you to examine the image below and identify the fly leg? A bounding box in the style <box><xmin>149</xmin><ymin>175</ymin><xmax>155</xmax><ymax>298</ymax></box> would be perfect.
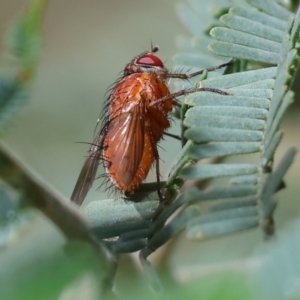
<box><xmin>149</xmin><ymin>85</ymin><xmax>230</xmax><ymax>107</ymax></box>
<box><xmin>166</xmin><ymin>61</ymin><xmax>232</xmax><ymax>80</ymax></box>
<box><xmin>148</xmin><ymin>61</ymin><xmax>232</xmax><ymax>108</ymax></box>
<box><xmin>146</xmin><ymin>125</ymin><xmax>164</xmax><ymax>202</ymax></box>
<box><xmin>163</xmin><ymin>132</ymin><xmax>181</xmax><ymax>141</ymax></box>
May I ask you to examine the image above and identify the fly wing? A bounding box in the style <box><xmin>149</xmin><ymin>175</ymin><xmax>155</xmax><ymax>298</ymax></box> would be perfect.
<box><xmin>70</xmin><ymin>133</ymin><xmax>104</xmax><ymax>205</ymax></box>
<box><xmin>106</xmin><ymin>101</ymin><xmax>145</xmax><ymax>186</ymax></box>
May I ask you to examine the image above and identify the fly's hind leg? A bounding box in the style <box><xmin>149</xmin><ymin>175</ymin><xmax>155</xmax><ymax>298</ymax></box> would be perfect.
<box><xmin>146</xmin><ymin>125</ymin><xmax>164</xmax><ymax>202</ymax></box>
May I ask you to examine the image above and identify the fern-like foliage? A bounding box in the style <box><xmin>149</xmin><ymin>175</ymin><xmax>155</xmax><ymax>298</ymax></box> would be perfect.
<box><xmin>174</xmin><ymin>0</ymin><xmax>299</xmax><ymax>239</ymax></box>
<box><xmin>82</xmin><ymin>0</ymin><xmax>299</xmax><ymax>287</ymax></box>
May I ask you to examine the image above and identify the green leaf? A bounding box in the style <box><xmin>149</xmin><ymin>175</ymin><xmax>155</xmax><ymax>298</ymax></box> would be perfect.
<box><xmin>139</xmin><ymin>248</ymin><xmax>162</xmax><ymax>292</ymax></box>
<box><xmin>176</xmin><ymin>3</ymin><xmax>207</xmax><ymax>36</ymax></box>
<box><xmin>230</xmin><ymin>174</ymin><xmax>258</xmax><ymax>185</ymax></box>
<box><xmin>185</xmin><ymin>93</ymin><xmax>271</xmax><ymax>109</ymax></box>
<box><xmin>209</xmin><ymin>41</ymin><xmax>279</xmax><ymax>63</ymax></box>
<box><xmin>262</xmin><ymin>131</ymin><xmax>283</xmax><ymax>167</ymax></box>
<box><xmin>188</xmin><ymin>142</ymin><xmax>261</xmax><ymax>159</ymax></box>
<box><xmin>260</xmin><ymin>147</ymin><xmax>297</xmax><ymax>219</ymax></box>
<box><xmin>85</xmin><ymin>197</ymin><xmax>158</xmax><ymax>239</ymax></box>
<box><xmin>208</xmin><ymin>195</ymin><xmax>257</xmax><ymax>212</ymax></box>
<box><xmin>180</xmin><ymin>164</ymin><xmax>258</xmax><ymax>180</ymax></box>
<box><xmin>247</xmin><ymin>0</ymin><xmax>292</xmax><ymax>21</ymax></box>
<box><xmin>201</xmin><ymin>67</ymin><xmax>277</xmax><ymax>88</ymax></box>
<box><xmin>184</xmin><ymin>186</ymin><xmax>257</xmax><ymax>202</ymax></box>
<box><xmin>211</xmin><ymin>27</ymin><xmax>282</xmax><ymax>53</ymax></box>
<box><xmin>220</xmin><ymin>11</ymin><xmax>285</xmax><ymax>42</ymax></box>
<box><xmin>148</xmin><ymin>205</ymin><xmax>200</xmax><ymax>250</ymax></box>
<box><xmin>185</xmin><ymin>111</ymin><xmax>266</xmax><ymax>130</ymax></box>
<box><xmin>187</xmin><ymin>215</ymin><xmax>259</xmax><ymax>239</ymax></box>
<box><xmin>209</xmin><ymin>4</ymin><xmax>291</xmax><ymax>63</ymax></box>
<box><xmin>230</xmin><ymin>6</ymin><xmax>287</xmax><ymax>31</ymax></box>
<box><xmin>185</xmin><ymin>127</ymin><xmax>263</xmax><ymax>143</ymax></box>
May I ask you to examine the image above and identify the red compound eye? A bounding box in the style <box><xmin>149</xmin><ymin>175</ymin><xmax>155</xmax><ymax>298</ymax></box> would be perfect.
<box><xmin>136</xmin><ymin>54</ymin><xmax>164</xmax><ymax>67</ymax></box>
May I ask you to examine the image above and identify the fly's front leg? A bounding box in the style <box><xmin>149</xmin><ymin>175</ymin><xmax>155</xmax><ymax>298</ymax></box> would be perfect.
<box><xmin>165</xmin><ymin>61</ymin><xmax>232</xmax><ymax>80</ymax></box>
<box><xmin>149</xmin><ymin>86</ymin><xmax>230</xmax><ymax>107</ymax></box>
<box><xmin>148</xmin><ymin>61</ymin><xmax>232</xmax><ymax>107</ymax></box>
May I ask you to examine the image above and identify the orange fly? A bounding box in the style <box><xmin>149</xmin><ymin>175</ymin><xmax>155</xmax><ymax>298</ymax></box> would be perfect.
<box><xmin>71</xmin><ymin>46</ymin><xmax>229</xmax><ymax>205</ymax></box>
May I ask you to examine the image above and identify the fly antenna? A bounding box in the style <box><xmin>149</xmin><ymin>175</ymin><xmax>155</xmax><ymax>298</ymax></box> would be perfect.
<box><xmin>152</xmin><ymin>45</ymin><xmax>159</xmax><ymax>53</ymax></box>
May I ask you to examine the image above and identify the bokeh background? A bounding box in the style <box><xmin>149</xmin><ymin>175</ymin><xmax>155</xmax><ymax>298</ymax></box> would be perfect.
<box><xmin>0</xmin><ymin>0</ymin><xmax>187</xmax><ymax>200</ymax></box>
<box><xmin>1</xmin><ymin>0</ymin><xmax>300</xmax><ymax>290</ymax></box>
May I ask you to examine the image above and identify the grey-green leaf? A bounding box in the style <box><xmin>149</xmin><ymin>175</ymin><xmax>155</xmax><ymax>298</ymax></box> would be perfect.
<box><xmin>180</xmin><ymin>164</ymin><xmax>258</xmax><ymax>180</ymax></box>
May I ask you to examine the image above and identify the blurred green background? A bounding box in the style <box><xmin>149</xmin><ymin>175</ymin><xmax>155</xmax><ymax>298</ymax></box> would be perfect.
<box><xmin>1</xmin><ymin>0</ymin><xmax>300</xmax><ymax>293</ymax></box>
<box><xmin>0</xmin><ymin>0</ymin><xmax>186</xmax><ymax>201</ymax></box>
